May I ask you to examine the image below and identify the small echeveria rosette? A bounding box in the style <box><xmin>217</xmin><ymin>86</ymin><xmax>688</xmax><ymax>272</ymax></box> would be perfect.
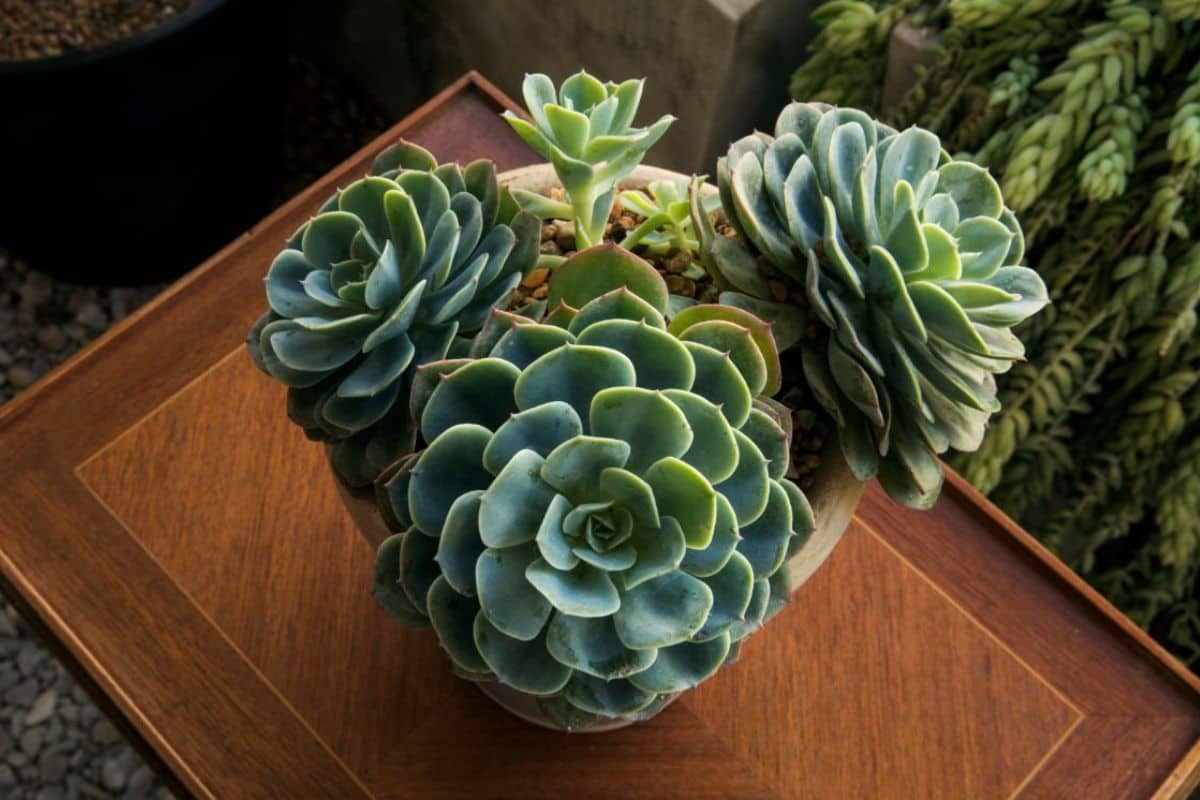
<box><xmin>247</xmin><ymin>140</ymin><xmax>540</xmax><ymax>488</ymax></box>
<box><xmin>372</xmin><ymin>245</ymin><xmax>814</xmax><ymax>729</ymax></box>
<box><xmin>704</xmin><ymin>102</ymin><xmax>1049</xmax><ymax>508</ymax></box>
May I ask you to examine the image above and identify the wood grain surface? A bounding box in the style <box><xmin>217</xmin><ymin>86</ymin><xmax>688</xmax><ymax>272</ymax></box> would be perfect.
<box><xmin>1</xmin><ymin>73</ymin><xmax>1198</xmax><ymax>799</ymax></box>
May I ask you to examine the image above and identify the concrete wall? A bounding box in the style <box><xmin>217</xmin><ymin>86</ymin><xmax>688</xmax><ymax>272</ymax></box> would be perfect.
<box><xmin>433</xmin><ymin>0</ymin><xmax>820</xmax><ymax>173</ymax></box>
<box><xmin>289</xmin><ymin>0</ymin><xmax>819</xmax><ymax>175</ymax></box>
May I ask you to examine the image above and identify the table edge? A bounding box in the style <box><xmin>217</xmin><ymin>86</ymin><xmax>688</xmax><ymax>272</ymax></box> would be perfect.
<box><xmin>0</xmin><ymin>70</ymin><xmax>518</xmax><ymax>800</ymax></box>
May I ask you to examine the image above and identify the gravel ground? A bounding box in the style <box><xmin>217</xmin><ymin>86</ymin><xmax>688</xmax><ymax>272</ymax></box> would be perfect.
<box><xmin>0</xmin><ymin>55</ymin><xmax>387</xmax><ymax>799</ymax></box>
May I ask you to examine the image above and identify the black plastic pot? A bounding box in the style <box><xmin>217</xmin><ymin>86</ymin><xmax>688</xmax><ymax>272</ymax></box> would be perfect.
<box><xmin>0</xmin><ymin>0</ymin><xmax>285</xmax><ymax>285</ymax></box>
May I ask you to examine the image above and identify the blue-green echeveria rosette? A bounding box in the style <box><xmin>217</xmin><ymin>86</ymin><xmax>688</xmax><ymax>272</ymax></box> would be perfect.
<box><xmin>372</xmin><ymin>245</ymin><xmax>814</xmax><ymax>728</ymax></box>
<box><xmin>247</xmin><ymin>140</ymin><xmax>540</xmax><ymax>488</ymax></box>
<box><xmin>708</xmin><ymin>102</ymin><xmax>1049</xmax><ymax>509</ymax></box>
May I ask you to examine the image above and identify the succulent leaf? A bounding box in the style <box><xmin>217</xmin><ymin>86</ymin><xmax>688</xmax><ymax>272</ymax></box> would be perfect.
<box><xmin>714</xmin><ymin>103</ymin><xmax>1048</xmax><ymax>507</ymax></box>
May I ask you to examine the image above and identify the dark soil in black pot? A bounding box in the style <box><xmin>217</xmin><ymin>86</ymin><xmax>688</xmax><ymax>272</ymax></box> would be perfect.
<box><xmin>0</xmin><ymin>0</ymin><xmax>286</xmax><ymax>285</ymax></box>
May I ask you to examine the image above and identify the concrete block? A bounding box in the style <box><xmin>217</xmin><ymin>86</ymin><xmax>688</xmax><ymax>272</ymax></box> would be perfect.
<box><xmin>434</xmin><ymin>0</ymin><xmax>819</xmax><ymax>173</ymax></box>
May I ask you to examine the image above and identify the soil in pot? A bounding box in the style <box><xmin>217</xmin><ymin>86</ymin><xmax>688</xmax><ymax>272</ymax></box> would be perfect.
<box><xmin>0</xmin><ymin>0</ymin><xmax>205</xmax><ymax>62</ymax></box>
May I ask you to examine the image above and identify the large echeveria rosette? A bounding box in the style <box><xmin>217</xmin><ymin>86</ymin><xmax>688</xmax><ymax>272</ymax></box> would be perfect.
<box><xmin>709</xmin><ymin>102</ymin><xmax>1049</xmax><ymax>508</ymax></box>
<box><xmin>247</xmin><ymin>140</ymin><xmax>540</xmax><ymax>488</ymax></box>
<box><xmin>372</xmin><ymin>246</ymin><xmax>813</xmax><ymax>728</ymax></box>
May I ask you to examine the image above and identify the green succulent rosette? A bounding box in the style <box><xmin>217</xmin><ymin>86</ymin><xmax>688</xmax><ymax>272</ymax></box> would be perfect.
<box><xmin>503</xmin><ymin>71</ymin><xmax>674</xmax><ymax>249</ymax></box>
<box><xmin>705</xmin><ymin>102</ymin><xmax>1049</xmax><ymax>508</ymax></box>
<box><xmin>372</xmin><ymin>246</ymin><xmax>812</xmax><ymax>728</ymax></box>
<box><xmin>247</xmin><ymin>140</ymin><xmax>540</xmax><ymax>488</ymax></box>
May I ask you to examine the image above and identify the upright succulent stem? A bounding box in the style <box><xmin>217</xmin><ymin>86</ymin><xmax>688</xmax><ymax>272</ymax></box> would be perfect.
<box><xmin>503</xmin><ymin>71</ymin><xmax>674</xmax><ymax>252</ymax></box>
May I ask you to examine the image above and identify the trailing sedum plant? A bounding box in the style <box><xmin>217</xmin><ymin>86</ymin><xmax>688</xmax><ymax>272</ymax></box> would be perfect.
<box><xmin>791</xmin><ymin>0</ymin><xmax>1200</xmax><ymax>667</ymax></box>
<box><xmin>247</xmin><ymin>140</ymin><xmax>540</xmax><ymax>489</ymax></box>
<box><xmin>372</xmin><ymin>245</ymin><xmax>812</xmax><ymax>727</ymax></box>
<box><xmin>699</xmin><ymin>102</ymin><xmax>1048</xmax><ymax>508</ymax></box>
<box><xmin>503</xmin><ymin>71</ymin><xmax>674</xmax><ymax>251</ymax></box>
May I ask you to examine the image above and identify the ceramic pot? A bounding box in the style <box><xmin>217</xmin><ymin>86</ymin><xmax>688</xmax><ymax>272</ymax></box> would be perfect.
<box><xmin>0</xmin><ymin>0</ymin><xmax>284</xmax><ymax>284</ymax></box>
<box><xmin>332</xmin><ymin>163</ymin><xmax>865</xmax><ymax>731</ymax></box>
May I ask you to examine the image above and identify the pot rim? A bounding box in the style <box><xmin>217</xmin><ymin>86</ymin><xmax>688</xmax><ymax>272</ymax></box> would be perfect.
<box><xmin>0</xmin><ymin>0</ymin><xmax>227</xmax><ymax>77</ymax></box>
<box><xmin>498</xmin><ymin>162</ymin><xmax>710</xmax><ymax>194</ymax></box>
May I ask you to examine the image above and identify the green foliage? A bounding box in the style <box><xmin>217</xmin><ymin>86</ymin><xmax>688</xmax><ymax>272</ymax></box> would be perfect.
<box><xmin>247</xmin><ymin>139</ymin><xmax>540</xmax><ymax>488</ymax></box>
<box><xmin>619</xmin><ymin>179</ymin><xmax>720</xmax><ymax>257</ymax></box>
<box><xmin>700</xmin><ymin>102</ymin><xmax>1047</xmax><ymax>509</ymax></box>
<box><xmin>792</xmin><ymin>0</ymin><xmax>1200</xmax><ymax>665</ymax></box>
<box><xmin>789</xmin><ymin>1</ymin><xmax>917</xmax><ymax>109</ymax></box>
<box><xmin>503</xmin><ymin>71</ymin><xmax>674</xmax><ymax>250</ymax></box>
<box><xmin>371</xmin><ymin>245</ymin><xmax>810</xmax><ymax>727</ymax></box>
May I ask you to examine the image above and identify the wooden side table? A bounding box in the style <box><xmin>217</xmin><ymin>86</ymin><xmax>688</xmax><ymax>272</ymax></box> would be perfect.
<box><xmin>1</xmin><ymin>73</ymin><xmax>1198</xmax><ymax>799</ymax></box>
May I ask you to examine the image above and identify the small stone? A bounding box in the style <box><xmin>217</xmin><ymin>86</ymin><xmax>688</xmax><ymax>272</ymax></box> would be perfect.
<box><xmin>64</xmin><ymin>323</ymin><xmax>88</xmax><ymax>342</ymax></box>
<box><xmin>25</xmin><ymin>688</ymin><xmax>57</xmax><ymax>725</ymax></box>
<box><xmin>36</xmin><ymin>325</ymin><xmax>67</xmax><ymax>351</ymax></box>
<box><xmin>665</xmin><ymin>275</ymin><xmax>697</xmax><ymax>297</ymax></box>
<box><xmin>0</xmin><ymin>348</ymin><xmax>12</xmax><ymax>367</ymax></box>
<box><xmin>7</xmin><ymin>750</ymin><xmax>27</xmax><ymax>767</ymax></box>
<box><xmin>538</xmin><ymin>240</ymin><xmax>562</xmax><ymax>256</ymax></box>
<box><xmin>89</xmin><ymin>721</ymin><xmax>120</xmax><ymax>746</ymax></box>
<box><xmin>5</xmin><ymin>678</ymin><xmax>38</xmax><ymax>707</ymax></box>
<box><xmin>36</xmin><ymin>785</ymin><xmax>65</xmax><ymax>800</ymax></box>
<box><xmin>540</xmin><ymin>223</ymin><xmax>557</xmax><ymax>242</ymax></box>
<box><xmin>17</xmin><ymin>643</ymin><xmax>42</xmax><ymax>676</ymax></box>
<box><xmin>19</xmin><ymin>727</ymin><xmax>43</xmax><ymax>757</ymax></box>
<box><xmin>0</xmin><ymin>666</ymin><xmax>18</xmax><ymax>690</ymax></box>
<box><xmin>109</xmin><ymin>288</ymin><xmax>138</xmax><ymax>321</ymax></box>
<box><xmin>18</xmin><ymin>273</ymin><xmax>52</xmax><ymax>309</ymax></box>
<box><xmin>664</xmin><ymin>252</ymin><xmax>691</xmax><ymax>274</ymax></box>
<box><xmin>79</xmin><ymin>781</ymin><xmax>107</xmax><ymax>799</ymax></box>
<box><xmin>128</xmin><ymin>764</ymin><xmax>154</xmax><ymax>795</ymax></box>
<box><xmin>100</xmin><ymin>757</ymin><xmax>126</xmax><ymax>791</ymax></box>
<box><xmin>617</xmin><ymin>214</ymin><xmax>637</xmax><ymax>232</ymax></box>
<box><xmin>7</xmin><ymin>365</ymin><xmax>36</xmax><ymax>390</ymax></box>
<box><xmin>39</xmin><ymin>748</ymin><xmax>69</xmax><ymax>783</ymax></box>
<box><xmin>768</xmin><ymin>280</ymin><xmax>789</xmax><ymax>302</ymax></box>
<box><xmin>531</xmin><ymin>284</ymin><xmax>549</xmax><ymax>300</ymax></box>
<box><xmin>0</xmin><ymin>763</ymin><xmax>14</xmax><ymax>788</ymax></box>
<box><xmin>554</xmin><ymin>221</ymin><xmax>576</xmax><ymax>250</ymax></box>
<box><xmin>75</xmin><ymin>303</ymin><xmax>108</xmax><ymax>332</ymax></box>
<box><xmin>521</xmin><ymin>268</ymin><xmax>550</xmax><ymax>289</ymax></box>
<box><xmin>0</xmin><ymin>731</ymin><xmax>11</xmax><ymax>757</ymax></box>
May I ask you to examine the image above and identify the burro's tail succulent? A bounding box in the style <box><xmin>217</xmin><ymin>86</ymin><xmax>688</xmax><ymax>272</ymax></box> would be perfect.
<box><xmin>247</xmin><ymin>140</ymin><xmax>539</xmax><ymax>488</ymax></box>
<box><xmin>503</xmin><ymin>71</ymin><xmax>674</xmax><ymax>251</ymax></box>
<box><xmin>703</xmin><ymin>102</ymin><xmax>1049</xmax><ymax>509</ymax></box>
<box><xmin>372</xmin><ymin>245</ymin><xmax>812</xmax><ymax>728</ymax></box>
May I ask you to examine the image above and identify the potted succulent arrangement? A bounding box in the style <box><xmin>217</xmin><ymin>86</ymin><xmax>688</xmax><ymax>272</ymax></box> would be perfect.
<box><xmin>247</xmin><ymin>71</ymin><xmax>1048</xmax><ymax>731</ymax></box>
